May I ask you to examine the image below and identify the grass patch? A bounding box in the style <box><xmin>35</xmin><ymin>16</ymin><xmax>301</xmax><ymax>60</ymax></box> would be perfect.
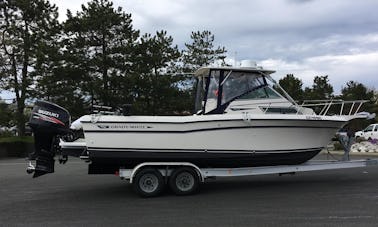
<box><xmin>0</xmin><ymin>136</ymin><xmax>34</xmax><ymax>144</ymax></box>
<box><xmin>0</xmin><ymin>136</ymin><xmax>34</xmax><ymax>158</ymax></box>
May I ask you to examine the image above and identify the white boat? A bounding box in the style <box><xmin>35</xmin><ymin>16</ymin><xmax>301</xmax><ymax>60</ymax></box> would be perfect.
<box><xmin>28</xmin><ymin>63</ymin><xmax>366</xmax><ymax>177</ymax></box>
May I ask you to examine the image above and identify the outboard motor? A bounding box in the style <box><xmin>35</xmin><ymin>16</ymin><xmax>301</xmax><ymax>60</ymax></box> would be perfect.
<box><xmin>28</xmin><ymin>101</ymin><xmax>71</xmax><ymax>178</ymax></box>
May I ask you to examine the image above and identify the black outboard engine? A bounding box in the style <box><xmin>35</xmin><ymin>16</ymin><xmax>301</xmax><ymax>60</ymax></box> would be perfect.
<box><xmin>28</xmin><ymin>101</ymin><xmax>71</xmax><ymax>178</ymax></box>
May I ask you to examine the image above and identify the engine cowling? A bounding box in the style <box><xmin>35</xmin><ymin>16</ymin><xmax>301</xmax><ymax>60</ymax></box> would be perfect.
<box><xmin>29</xmin><ymin>100</ymin><xmax>71</xmax><ymax>177</ymax></box>
<box><xmin>29</xmin><ymin>100</ymin><xmax>71</xmax><ymax>133</ymax></box>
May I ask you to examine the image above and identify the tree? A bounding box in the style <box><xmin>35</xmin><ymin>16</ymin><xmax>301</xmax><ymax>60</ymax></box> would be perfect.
<box><xmin>0</xmin><ymin>0</ymin><xmax>60</xmax><ymax>135</ymax></box>
<box><xmin>62</xmin><ymin>0</ymin><xmax>139</xmax><ymax>108</ymax></box>
<box><xmin>35</xmin><ymin>51</ymin><xmax>90</xmax><ymax>119</ymax></box>
<box><xmin>0</xmin><ymin>100</ymin><xmax>13</xmax><ymax>127</ymax></box>
<box><xmin>278</xmin><ymin>74</ymin><xmax>303</xmax><ymax>101</ymax></box>
<box><xmin>178</xmin><ymin>30</ymin><xmax>229</xmax><ymax>113</ymax></box>
<box><xmin>182</xmin><ymin>30</ymin><xmax>227</xmax><ymax>72</ymax></box>
<box><xmin>303</xmin><ymin>75</ymin><xmax>334</xmax><ymax>100</ymax></box>
<box><xmin>341</xmin><ymin>81</ymin><xmax>375</xmax><ymax>101</ymax></box>
<box><xmin>340</xmin><ymin>81</ymin><xmax>377</xmax><ymax>115</ymax></box>
<box><xmin>33</xmin><ymin>9</ymin><xmax>95</xmax><ymax>120</ymax></box>
<box><xmin>132</xmin><ymin>31</ymin><xmax>189</xmax><ymax>115</ymax></box>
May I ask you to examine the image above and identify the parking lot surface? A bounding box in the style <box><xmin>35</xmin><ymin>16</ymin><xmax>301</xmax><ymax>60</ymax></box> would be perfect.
<box><xmin>1</xmin><ymin>156</ymin><xmax>378</xmax><ymax>227</ymax></box>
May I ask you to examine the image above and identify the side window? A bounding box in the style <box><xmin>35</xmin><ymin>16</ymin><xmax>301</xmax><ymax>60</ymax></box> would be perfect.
<box><xmin>365</xmin><ymin>125</ymin><xmax>374</xmax><ymax>132</ymax></box>
<box><xmin>262</xmin><ymin>107</ymin><xmax>298</xmax><ymax>114</ymax></box>
<box><xmin>374</xmin><ymin>126</ymin><xmax>378</xmax><ymax>132</ymax></box>
<box><xmin>207</xmin><ymin>72</ymin><xmax>220</xmax><ymax>100</ymax></box>
<box><xmin>205</xmin><ymin>71</ymin><xmax>220</xmax><ymax>113</ymax></box>
<box><xmin>194</xmin><ymin>77</ymin><xmax>205</xmax><ymax>114</ymax></box>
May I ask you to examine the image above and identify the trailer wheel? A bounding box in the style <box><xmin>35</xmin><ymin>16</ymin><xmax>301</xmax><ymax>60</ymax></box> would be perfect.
<box><xmin>169</xmin><ymin>167</ymin><xmax>199</xmax><ymax>195</ymax></box>
<box><xmin>133</xmin><ymin>168</ymin><xmax>165</xmax><ymax>197</ymax></box>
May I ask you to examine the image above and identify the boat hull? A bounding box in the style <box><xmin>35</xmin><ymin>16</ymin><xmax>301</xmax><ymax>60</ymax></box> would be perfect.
<box><xmin>74</xmin><ymin>114</ymin><xmax>348</xmax><ymax>173</ymax></box>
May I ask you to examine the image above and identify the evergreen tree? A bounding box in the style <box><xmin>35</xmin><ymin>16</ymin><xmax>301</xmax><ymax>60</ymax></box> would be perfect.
<box><xmin>35</xmin><ymin>44</ymin><xmax>89</xmax><ymax>119</ymax></box>
<box><xmin>179</xmin><ymin>30</ymin><xmax>228</xmax><ymax>112</ymax></box>
<box><xmin>0</xmin><ymin>0</ymin><xmax>60</xmax><ymax>135</ymax></box>
<box><xmin>303</xmin><ymin>75</ymin><xmax>334</xmax><ymax>100</ymax></box>
<box><xmin>341</xmin><ymin>81</ymin><xmax>377</xmax><ymax>115</ymax></box>
<box><xmin>182</xmin><ymin>30</ymin><xmax>227</xmax><ymax>72</ymax></box>
<box><xmin>0</xmin><ymin>100</ymin><xmax>13</xmax><ymax>127</ymax></box>
<box><xmin>133</xmin><ymin>31</ymin><xmax>189</xmax><ymax>115</ymax></box>
<box><xmin>278</xmin><ymin>74</ymin><xmax>303</xmax><ymax>101</ymax></box>
<box><xmin>341</xmin><ymin>81</ymin><xmax>375</xmax><ymax>101</ymax></box>
<box><xmin>63</xmin><ymin>0</ymin><xmax>139</xmax><ymax>108</ymax></box>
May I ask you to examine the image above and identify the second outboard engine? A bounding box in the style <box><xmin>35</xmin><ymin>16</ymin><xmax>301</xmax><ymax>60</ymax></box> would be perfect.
<box><xmin>28</xmin><ymin>101</ymin><xmax>71</xmax><ymax>178</ymax></box>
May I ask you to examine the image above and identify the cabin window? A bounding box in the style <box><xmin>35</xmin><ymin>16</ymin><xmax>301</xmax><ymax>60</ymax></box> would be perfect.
<box><xmin>239</xmin><ymin>86</ymin><xmax>281</xmax><ymax>100</ymax></box>
<box><xmin>208</xmin><ymin>71</ymin><xmax>220</xmax><ymax>99</ymax></box>
<box><xmin>221</xmin><ymin>72</ymin><xmax>266</xmax><ymax>104</ymax></box>
<box><xmin>194</xmin><ymin>77</ymin><xmax>205</xmax><ymax>114</ymax></box>
<box><xmin>261</xmin><ymin>107</ymin><xmax>298</xmax><ymax>114</ymax></box>
<box><xmin>204</xmin><ymin>70</ymin><xmax>221</xmax><ymax>113</ymax></box>
<box><xmin>198</xmin><ymin>69</ymin><xmax>285</xmax><ymax>115</ymax></box>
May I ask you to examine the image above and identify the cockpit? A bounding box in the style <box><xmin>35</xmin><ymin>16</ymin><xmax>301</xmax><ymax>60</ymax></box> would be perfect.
<box><xmin>194</xmin><ymin>66</ymin><xmax>301</xmax><ymax>115</ymax></box>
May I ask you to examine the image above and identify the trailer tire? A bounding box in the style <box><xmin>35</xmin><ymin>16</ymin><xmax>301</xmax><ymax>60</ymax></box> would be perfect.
<box><xmin>169</xmin><ymin>167</ymin><xmax>199</xmax><ymax>195</ymax></box>
<box><xmin>133</xmin><ymin>168</ymin><xmax>165</xmax><ymax>197</ymax></box>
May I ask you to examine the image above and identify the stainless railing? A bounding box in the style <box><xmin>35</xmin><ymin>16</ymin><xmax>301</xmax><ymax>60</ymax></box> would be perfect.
<box><xmin>299</xmin><ymin>99</ymin><xmax>369</xmax><ymax>116</ymax></box>
<box><xmin>258</xmin><ymin>99</ymin><xmax>368</xmax><ymax>116</ymax></box>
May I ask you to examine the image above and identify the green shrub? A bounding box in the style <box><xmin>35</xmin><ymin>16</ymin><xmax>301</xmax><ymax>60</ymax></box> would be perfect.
<box><xmin>0</xmin><ymin>131</ymin><xmax>14</xmax><ymax>138</ymax></box>
<box><xmin>0</xmin><ymin>136</ymin><xmax>34</xmax><ymax>158</ymax></box>
<box><xmin>0</xmin><ymin>136</ymin><xmax>34</xmax><ymax>143</ymax></box>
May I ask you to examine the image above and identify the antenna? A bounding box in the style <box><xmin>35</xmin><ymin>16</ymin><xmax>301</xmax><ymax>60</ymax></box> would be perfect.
<box><xmin>234</xmin><ymin>51</ymin><xmax>237</xmax><ymax>67</ymax></box>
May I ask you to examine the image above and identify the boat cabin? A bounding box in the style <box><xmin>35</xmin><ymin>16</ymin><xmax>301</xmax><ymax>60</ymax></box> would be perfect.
<box><xmin>194</xmin><ymin>65</ymin><xmax>304</xmax><ymax>115</ymax></box>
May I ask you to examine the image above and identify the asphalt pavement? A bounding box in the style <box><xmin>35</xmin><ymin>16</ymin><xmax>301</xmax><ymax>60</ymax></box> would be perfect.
<box><xmin>1</xmin><ymin>155</ymin><xmax>378</xmax><ymax>227</ymax></box>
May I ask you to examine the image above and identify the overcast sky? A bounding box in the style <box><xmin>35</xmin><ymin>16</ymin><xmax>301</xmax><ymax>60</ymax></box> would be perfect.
<box><xmin>2</xmin><ymin>0</ymin><xmax>378</xmax><ymax>100</ymax></box>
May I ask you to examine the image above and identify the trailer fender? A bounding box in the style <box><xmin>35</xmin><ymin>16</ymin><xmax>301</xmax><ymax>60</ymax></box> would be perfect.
<box><xmin>129</xmin><ymin>162</ymin><xmax>204</xmax><ymax>183</ymax></box>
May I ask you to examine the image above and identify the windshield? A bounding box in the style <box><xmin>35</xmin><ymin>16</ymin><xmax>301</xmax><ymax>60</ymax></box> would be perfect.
<box><xmin>200</xmin><ymin>70</ymin><xmax>271</xmax><ymax>114</ymax></box>
<box><xmin>221</xmin><ymin>71</ymin><xmax>265</xmax><ymax>104</ymax></box>
<box><xmin>365</xmin><ymin>125</ymin><xmax>374</xmax><ymax>132</ymax></box>
<box><xmin>239</xmin><ymin>86</ymin><xmax>281</xmax><ymax>100</ymax></box>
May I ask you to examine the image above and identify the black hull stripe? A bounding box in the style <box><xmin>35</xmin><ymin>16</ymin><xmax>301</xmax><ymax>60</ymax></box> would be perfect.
<box><xmin>84</xmin><ymin>125</ymin><xmax>340</xmax><ymax>134</ymax></box>
<box><xmin>87</xmin><ymin>148</ymin><xmax>323</xmax><ymax>170</ymax></box>
<box><xmin>81</xmin><ymin>118</ymin><xmax>346</xmax><ymax>124</ymax></box>
<box><xmin>87</xmin><ymin>147</ymin><xmax>324</xmax><ymax>154</ymax></box>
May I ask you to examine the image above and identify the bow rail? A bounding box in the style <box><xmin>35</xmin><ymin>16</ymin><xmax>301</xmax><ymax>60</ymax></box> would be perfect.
<box><xmin>299</xmin><ymin>99</ymin><xmax>369</xmax><ymax>116</ymax></box>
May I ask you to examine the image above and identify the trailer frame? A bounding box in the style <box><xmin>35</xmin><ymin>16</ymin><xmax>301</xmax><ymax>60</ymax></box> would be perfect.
<box><xmin>119</xmin><ymin>158</ymin><xmax>378</xmax><ymax>197</ymax></box>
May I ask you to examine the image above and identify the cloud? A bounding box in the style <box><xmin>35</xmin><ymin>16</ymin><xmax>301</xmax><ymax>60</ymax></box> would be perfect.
<box><xmin>258</xmin><ymin>51</ymin><xmax>378</xmax><ymax>93</ymax></box>
<box><xmin>3</xmin><ymin>0</ymin><xmax>378</xmax><ymax>99</ymax></box>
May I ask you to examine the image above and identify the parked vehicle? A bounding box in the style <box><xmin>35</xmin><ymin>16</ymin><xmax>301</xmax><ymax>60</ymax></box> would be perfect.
<box><xmin>355</xmin><ymin>124</ymin><xmax>378</xmax><ymax>140</ymax></box>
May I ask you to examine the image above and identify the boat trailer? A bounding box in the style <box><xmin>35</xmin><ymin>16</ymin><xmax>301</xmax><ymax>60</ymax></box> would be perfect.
<box><xmin>117</xmin><ymin>159</ymin><xmax>378</xmax><ymax>197</ymax></box>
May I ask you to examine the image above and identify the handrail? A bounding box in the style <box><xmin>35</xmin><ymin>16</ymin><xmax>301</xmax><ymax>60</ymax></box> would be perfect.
<box><xmin>299</xmin><ymin>100</ymin><xmax>369</xmax><ymax>116</ymax></box>
<box><xmin>258</xmin><ymin>99</ymin><xmax>368</xmax><ymax>116</ymax></box>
